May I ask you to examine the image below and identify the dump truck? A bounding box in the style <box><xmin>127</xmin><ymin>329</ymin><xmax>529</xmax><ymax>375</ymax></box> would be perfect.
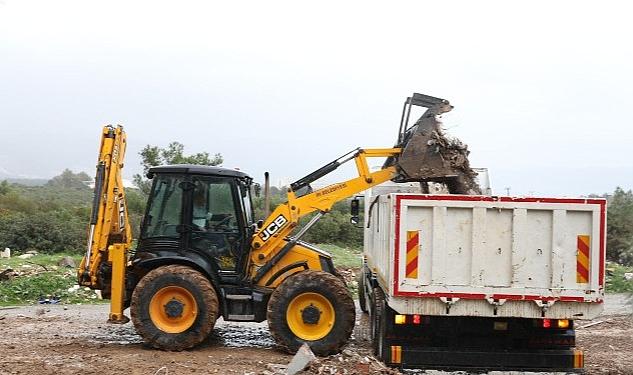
<box><xmin>357</xmin><ymin>183</ymin><xmax>606</xmax><ymax>371</ymax></box>
<box><xmin>78</xmin><ymin>93</ymin><xmax>473</xmax><ymax>355</ymax></box>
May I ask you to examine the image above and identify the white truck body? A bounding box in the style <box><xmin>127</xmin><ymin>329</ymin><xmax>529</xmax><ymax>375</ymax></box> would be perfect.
<box><xmin>364</xmin><ymin>192</ymin><xmax>606</xmax><ymax>320</ymax></box>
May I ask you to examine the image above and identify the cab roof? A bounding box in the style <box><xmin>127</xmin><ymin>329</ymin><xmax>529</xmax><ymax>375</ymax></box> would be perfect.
<box><xmin>148</xmin><ymin>164</ymin><xmax>251</xmax><ymax>179</ymax></box>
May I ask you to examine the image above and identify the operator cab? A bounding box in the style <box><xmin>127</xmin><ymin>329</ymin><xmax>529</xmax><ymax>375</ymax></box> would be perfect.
<box><xmin>136</xmin><ymin>165</ymin><xmax>255</xmax><ymax>282</ymax></box>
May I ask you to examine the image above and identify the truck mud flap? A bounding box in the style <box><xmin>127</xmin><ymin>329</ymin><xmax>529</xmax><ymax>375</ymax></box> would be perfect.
<box><xmin>385</xmin><ymin>346</ymin><xmax>584</xmax><ymax>372</ymax></box>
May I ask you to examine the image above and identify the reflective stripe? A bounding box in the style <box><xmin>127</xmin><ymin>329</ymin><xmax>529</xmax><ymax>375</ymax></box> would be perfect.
<box><xmin>390</xmin><ymin>345</ymin><xmax>402</xmax><ymax>364</ymax></box>
<box><xmin>405</xmin><ymin>231</ymin><xmax>419</xmax><ymax>279</ymax></box>
<box><xmin>573</xmin><ymin>349</ymin><xmax>584</xmax><ymax>368</ymax></box>
<box><xmin>577</xmin><ymin>235</ymin><xmax>590</xmax><ymax>283</ymax></box>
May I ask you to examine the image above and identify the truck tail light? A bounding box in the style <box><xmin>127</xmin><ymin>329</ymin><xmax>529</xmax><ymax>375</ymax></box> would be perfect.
<box><xmin>557</xmin><ymin>319</ymin><xmax>570</xmax><ymax>329</ymax></box>
<box><xmin>541</xmin><ymin>318</ymin><xmax>571</xmax><ymax>329</ymax></box>
<box><xmin>394</xmin><ymin>315</ymin><xmax>407</xmax><ymax>324</ymax></box>
<box><xmin>412</xmin><ymin>314</ymin><xmax>421</xmax><ymax>324</ymax></box>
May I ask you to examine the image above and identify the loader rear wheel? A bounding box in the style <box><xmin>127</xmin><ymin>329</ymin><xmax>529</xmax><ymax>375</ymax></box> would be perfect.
<box><xmin>267</xmin><ymin>270</ymin><xmax>355</xmax><ymax>356</ymax></box>
<box><xmin>131</xmin><ymin>265</ymin><xmax>218</xmax><ymax>351</ymax></box>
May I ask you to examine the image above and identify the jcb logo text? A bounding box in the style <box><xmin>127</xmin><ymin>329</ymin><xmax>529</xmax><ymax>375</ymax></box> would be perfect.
<box><xmin>259</xmin><ymin>215</ymin><xmax>288</xmax><ymax>242</ymax></box>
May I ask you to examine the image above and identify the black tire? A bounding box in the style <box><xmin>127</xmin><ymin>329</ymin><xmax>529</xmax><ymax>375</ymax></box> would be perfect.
<box><xmin>131</xmin><ymin>265</ymin><xmax>219</xmax><ymax>351</ymax></box>
<box><xmin>370</xmin><ymin>286</ymin><xmax>387</xmax><ymax>361</ymax></box>
<box><xmin>358</xmin><ymin>271</ymin><xmax>368</xmax><ymax>314</ymax></box>
<box><xmin>267</xmin><ymin>270</ymin><xmax>355</xmax><ymax>356</ymax></box>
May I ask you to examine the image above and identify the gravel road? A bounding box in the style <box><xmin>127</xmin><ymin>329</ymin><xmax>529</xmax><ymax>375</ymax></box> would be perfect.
<box><xmin>0</xmin><ymin>294</ymin><xmax>630</xmax><ymax>375</ymax></box>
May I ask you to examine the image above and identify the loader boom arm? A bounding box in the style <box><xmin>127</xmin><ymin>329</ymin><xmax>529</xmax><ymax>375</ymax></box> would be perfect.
<box><xmin>78</xmin><ymin>125</ymin><xmax>131</xmax><ymax>323</ymax></box>
<box><xmin>250</xmin><ymin>148</ymin><xmax>401</xmax><ymax>271</ymax></box>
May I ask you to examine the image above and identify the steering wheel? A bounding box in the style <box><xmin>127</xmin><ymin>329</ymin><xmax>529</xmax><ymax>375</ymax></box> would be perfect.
<box><xmin>212</xmin><ymin>215</ymin><xmax>233</xmax><ymax>230</ymax></box>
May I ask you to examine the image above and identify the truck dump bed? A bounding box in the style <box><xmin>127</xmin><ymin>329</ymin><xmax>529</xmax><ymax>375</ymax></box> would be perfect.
<box><xmin>365</xmin><ymin>194</ymin><xmax>606</xmax><ymax>320</ymax></box>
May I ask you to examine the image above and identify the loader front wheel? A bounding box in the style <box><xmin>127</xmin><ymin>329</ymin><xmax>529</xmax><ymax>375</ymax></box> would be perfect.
<box><xmin>267</xmin><ymin>270</ymin><xmax>355</xmax><ymax>356</ymax></box>
<box><xmin>131</xmin><ymin>265</ymin><xmax>219</xmax><ymax>351</ymax></box>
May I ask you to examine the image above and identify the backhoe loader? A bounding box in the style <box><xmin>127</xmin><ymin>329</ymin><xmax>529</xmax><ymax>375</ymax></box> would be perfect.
<box><xmin>78</xmin><ymin>93</ymin><xmax>476</xmax><ymax>354</ymax></box>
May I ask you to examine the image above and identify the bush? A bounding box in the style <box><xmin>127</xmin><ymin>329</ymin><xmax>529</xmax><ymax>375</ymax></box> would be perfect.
<box><xmin>301</xmin><ymin>201</ymin><xmax>362</xmax><ymax>248</ymax></box>
<box><xmin>0</xmin><ymin>211</ymin><xmax>86</xmax><ymax>254</ymax></box>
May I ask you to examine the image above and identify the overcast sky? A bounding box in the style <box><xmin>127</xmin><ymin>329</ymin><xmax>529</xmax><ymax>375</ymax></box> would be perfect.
<box><xmin>1</xmin><ymin>1</ymin><xmax>631</xmax><ymax>196</ymax></box>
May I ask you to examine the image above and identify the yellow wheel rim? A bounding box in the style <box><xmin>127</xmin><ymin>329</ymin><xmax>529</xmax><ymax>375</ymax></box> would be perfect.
<box><xmin>286</xmin><ymin>292</ymin><xmax>335</xmax><ymax>341</ymax></box>
<box><xmin>149</xmin><ymin>286</ymin><xmax>198</xmax><ymax>333</ymax></box>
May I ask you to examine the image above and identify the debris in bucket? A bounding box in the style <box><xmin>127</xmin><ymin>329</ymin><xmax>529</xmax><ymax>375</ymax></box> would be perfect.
<box><xmin>386</xmin><ymin>93</ymin><xmax>481</xmax><ymax>195</ymax></box>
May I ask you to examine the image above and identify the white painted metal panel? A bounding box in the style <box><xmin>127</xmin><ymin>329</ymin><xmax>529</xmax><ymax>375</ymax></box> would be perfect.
<box><xmin>364</xmin><ymin>193</ymin><xmax>606</xmax><ymax>320</ymax></box>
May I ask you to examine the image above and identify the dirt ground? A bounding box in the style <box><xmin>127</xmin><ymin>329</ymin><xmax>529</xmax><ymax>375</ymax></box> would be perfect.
<box><xmin>0</xmin><ymin>294</ymin><xmax>631</xmax><ymax>375</ymax></box>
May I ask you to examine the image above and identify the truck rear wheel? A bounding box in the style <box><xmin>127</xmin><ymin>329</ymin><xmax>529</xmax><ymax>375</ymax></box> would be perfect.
<box><xmin>358</xmin><ymin>272</ymin><xmax>368</xmax><ymax>313</ymax></box>
<box><xmin>131</xmin><ymin>265</ymin><xmax>219</xmax><ymax>351</ymax></box>
<box><xmin>267</xmin><ymin>270</ymin><xmax>355</xmax><ymax>356</ymax></box>
<box><xmin>371</xmin><ymin>286</ymin><xmax>388</xmax><ymax>361</ymax></box>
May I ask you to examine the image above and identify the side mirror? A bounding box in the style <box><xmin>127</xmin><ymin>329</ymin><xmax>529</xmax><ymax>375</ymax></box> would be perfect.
<box><xmin>350</xmin><ymin>198</ymin><xmax>360</xmax><ymax>226</ymax></box>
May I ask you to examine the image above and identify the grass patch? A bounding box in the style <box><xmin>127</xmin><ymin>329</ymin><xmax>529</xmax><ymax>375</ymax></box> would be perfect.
<box><xmin>0</xmin><ymin>253</ymin><xmax>100</xmax><ymax>306</ymax></box>
<box><xmin>316</xmin><ymin>243</ymin><xmax>363</xmax><ymax>269</ymax></box>
<box><xmin>606</xmin><ymin>262</ymin><xmax>633</xmax><ymax>293</ymax></box>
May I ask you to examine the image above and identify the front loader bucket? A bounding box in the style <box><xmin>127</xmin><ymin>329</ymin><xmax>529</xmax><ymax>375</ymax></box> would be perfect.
<box><xmin>386</xmin><ymin>93</ymin><xmax>480</xmax><ymax>194</ymax></box>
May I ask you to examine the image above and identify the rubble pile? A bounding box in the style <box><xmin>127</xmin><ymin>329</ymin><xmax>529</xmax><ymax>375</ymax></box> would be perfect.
<box><xmin>259</xmin><ymin>344</ymin><xmax>402</xmax><ymax>375</ymax></box>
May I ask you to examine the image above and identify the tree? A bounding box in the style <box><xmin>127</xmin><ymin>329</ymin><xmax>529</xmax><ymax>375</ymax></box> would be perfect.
<box><xmin>607</xmin><ymin>187</ymin><xmax>633</xmax><ymax>266</ymax></box>
<box><xmin>133</xmin><ymin>142</ymin><xmax>223</xmax><ymax>194</ymax></box>
<box><xmin>46</xmin><ymin>169</ymin><xmax>91</xmax><ymax>189</ymax></box>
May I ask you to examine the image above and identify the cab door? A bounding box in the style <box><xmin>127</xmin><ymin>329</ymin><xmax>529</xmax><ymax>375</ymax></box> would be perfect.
<box><xmin>188</xmin><ymin>176</ymin><xmax>246</xmax><ymax>276</ymax></box>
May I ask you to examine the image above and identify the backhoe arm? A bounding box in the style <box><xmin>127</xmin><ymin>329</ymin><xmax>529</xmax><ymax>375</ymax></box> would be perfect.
<box><xmin>78</xmin><ymin>125</ymin><xmax>131</xmax><ymax>323</ymax></box>
<box><xmin>250</xmin><ymin>148</ymin><xmax>401</xmax><ymax>274</ymax></box>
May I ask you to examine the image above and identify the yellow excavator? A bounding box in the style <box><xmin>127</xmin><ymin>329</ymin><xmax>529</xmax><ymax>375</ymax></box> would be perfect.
<box><xmin>78</xmin><ymin>93</ymin><xmax>474</xmax><ymax>355</ymax></box>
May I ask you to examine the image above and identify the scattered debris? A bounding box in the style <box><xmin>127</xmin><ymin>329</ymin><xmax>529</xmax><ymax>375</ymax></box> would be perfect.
<box><xmin>336</xmin><ymin>268</ymin><xmax>357</xmax><ymax>287</ymax></box>
<box><xmin>17</xmin><ymin>253</ymin><xmax>34</xmax><ymax>259</ymax></box>
<box><xmin>57</xmin><ymin>256</ymin><xmax>77</xmax><ymax>268</ymax></box>
<box><xmin>0</xmin><ymin>268</ymin><xmax>17</xmax><ymax>281</ymax></box>
<box><xmin>25</xmin><ymin>261</ymin><xmax>48</xmax><ymax>271</ymax></box>
<box><xmin>1</xmin><ymin>247</ymin><xmax>10</xmax><ymax>258</ymax></box>
<box><xmin>264</xmin><ymin>363</ymin><xmax>288</xmax><ymax>374</ymax></box>
<box><xmin>298</xmin><ymin>346</ymin><xmax>399</xmax><ymax>375</ymax></box>
<box><xmin>68</xmin><ymin>284</ymin><xmax>81</xmax><ymax>293</ymax></box>
<box><xmin>25</xmin><ymin>250</ymin><xmax>39</xmax><ymax>255</ymax></box>
<box><xmin>38</xmin><ymin>295</ymin><xmax>61</xmax><ymax>304</ymax></box>
<box><xmin>624</xmin><ymin>272</ymin><xmax>633</xmax><ymax>281</ymax></box>
<box><xmin>287</xmin><ymin>344</ymin><xmax>317</xmax><ymax>375</ymax></box>
<box><xmin>579</xmin><ymin>320</ymin><xmax>608</xmax><ymax>329</ymax></box>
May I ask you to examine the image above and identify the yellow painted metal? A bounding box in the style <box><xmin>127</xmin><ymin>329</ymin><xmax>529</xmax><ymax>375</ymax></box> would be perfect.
<box><xmin>107</xmin><ymin>243</ymin><xmax>128</xmax><ymax>323</ymax></box>
<box><xmin>149</xmin><ymin>286</ymin><xmax>198</xmax><ymax>333</ymax></box>
<box><xmin>78</xmin><ymin>126</ymin><xmax>132</xmax><ymax>322</ymax></box>
<box><xmin>261</xmin><ymin>242</ymin><xmax>327</xmax><ymax>288</ymax></box>
<box><xmin>286</xmin><ymin>292</ymin><xmax>335</xmax><ymax>341</ymax></box>
<box><xmin>250</xmin><ymin>148</ymin><xmax>401</xmax><ymax>284</ymax></box>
